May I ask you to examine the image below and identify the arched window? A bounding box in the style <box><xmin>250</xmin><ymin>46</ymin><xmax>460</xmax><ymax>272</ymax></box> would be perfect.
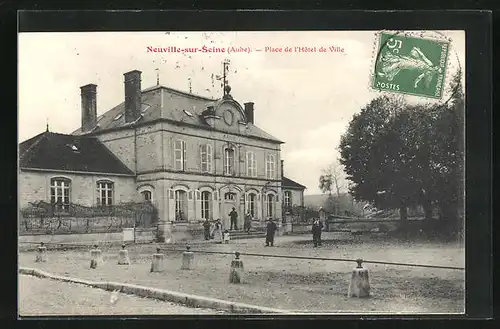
<box><xmin>50</xmin><ymin>177</ymin><xmax>71</xmax><ymax>211</ymax></box>
<box><xmin>201</xmin><ymin>191</ymin><xmax>212</xmax><ymax>219</ymax></box>
<box><xmin>224</xmin><ymin>192</ymin><xmax>236</xmax><ymax>201</ymax></box>
<box><xmin>266</xmin><ymin>154</ymin><xmax>276</xmax><ymax>179</ymax></box>
<box><xmin>175</xmin><ymin>190</ymin><xmax>188</xmax><ymax>221</ymax></box>
<box><xmin>141</xmin><ymin>190</ymin><xmax>152</xmax><ymax>202</ymax></box>
<box><xmin>224</xmin><ymin>148</ymin><xmax>234</xmax><ymax>176</ymax></box>
<box><xmin>97</xmin><ymin>181</ymin><xmax>114</xmax><ymax>206</ymax></box>
<box><xmin>284</xmin><ymin>191</ymin><xmax>292</xmax><ymax>209</ymax></box>
<box><xmin>200</xmin><ymin>144</ymin><xmax>213</xmax><ymax>173</ymax></box>
<box><xmin>246</xmin><ymin>193</ymin><xmax>257</xmax><ymax>217</ymax></box>
<box><xmin>266</xmin><ymin>194</ymin><xmax>275</xmax><ymax>218</ymax></box>
<box><xmin>246</xmin><ymin>151</ymin><xmax>257</xmax><ymax>177</ymax></box>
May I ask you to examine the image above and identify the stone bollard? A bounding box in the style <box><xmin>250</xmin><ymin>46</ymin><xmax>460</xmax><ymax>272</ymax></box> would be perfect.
<box><xmin>348</xmin><ymin>259</ymin><xmax>370</xmax><ymax>298</ymax></box>
<box><xmin>181</xmin><ymin>246</ymin><xmax>194</xmax><ymax>270</ymax></box>
<box><xmin>90</xmin><ymin>245</ymin><xmax>103</xmax><ymax>269</ymax></box>
<box><xmin>35</xmin><ymin>242</ymin><xmax>47</xmax><ymax>262</ymax></box>
<box><xmin>229</xmin><ymin>252</ymin><xmax>244</xmax><ymax>284</ymax></box>
<box><xmin>118</xmin><ymin>244</ymin><xmax>130</xmax><ymax>265</ymax></box>
<box><xmin>150</xmin><ymin>247</ymin><xmax>164</xmax><ymax>273</ymax></box>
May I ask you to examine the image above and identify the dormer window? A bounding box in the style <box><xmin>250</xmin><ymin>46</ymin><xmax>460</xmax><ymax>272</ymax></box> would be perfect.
<box><xmin>114</xmin><ymin>113</ymin><xmax>123</xmax><ymax>121</ymax></box>
<box><xmin>66</xmin><ymin>144</ymin><xmax>79</xmax><ymax>152</ymax></box>
<box><xmin>183</xmin><ymin>110</ymin><xmax>193</xmax><ymax>117</ymax></box>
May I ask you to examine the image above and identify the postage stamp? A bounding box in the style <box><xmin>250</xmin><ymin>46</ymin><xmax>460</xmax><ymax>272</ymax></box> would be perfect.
<box><xmin>372</xmin><ymin>32</ymin><xmax>450</xmax><ymax>99</ymax></box>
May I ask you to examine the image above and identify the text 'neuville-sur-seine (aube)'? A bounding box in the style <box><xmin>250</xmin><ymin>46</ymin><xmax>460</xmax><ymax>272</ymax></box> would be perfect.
<box><xmin>146</xmin><ymin>45</ymin><xmax>345</xmax><ymax>54</ymax></box>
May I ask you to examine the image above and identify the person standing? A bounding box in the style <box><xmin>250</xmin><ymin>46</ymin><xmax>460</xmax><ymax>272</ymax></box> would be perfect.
<box><xmin>312</xmin><ymin>218</ymin><xmax>324</xmax><ymax>247</ymax></box>
<box><xmin>203</xmin><ymin>218</ymin><xmax>211</xmax><ymax>240</ymax></box>
<box><xmin>244</xmin><ymin>211</ymin><xmax>252</xmax><ymax>234</ymax></box>
<box><xmin>265</xmin><ymin>218</ymin><xmax>277</xmax><ymax>247</ymax></box>
<box><xmin>229</xmin><ymin>207</ymin><xmax>238</xmax><ymax>230</ymax></box>
<box><xmin>213</xmin><ymin>218</ymin><xmax>223</xmax><ymax>243</ymax></box>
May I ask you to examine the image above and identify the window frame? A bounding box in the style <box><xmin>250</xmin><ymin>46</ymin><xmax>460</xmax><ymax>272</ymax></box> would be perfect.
<box><xmin>266</xmin><ymin>154</ymin><xmax>276</xmax><ymax>179</ymax></box>
<box><xmin>200</xmin><ymin>144</ymin><xmax>213</xmax><ymax>173</ymax></box>
<box><xmin>266</xmin><ymin>193</ymin><xmax>275</xmax><ymax>218</ymax></box>
<box><xmin>223</xmin><ymin>147</ymin><xmax>235</xmax><ymax>176</ymax></box>
<box><xmin>174</xmin><ymin>139</ymin><xmax>187</xmax><ymax>171</ymax></box>
<box><xmin>224</xmin><ymin>192</ymin><xmax>236</xmax><ymax>201</ymax></box>
<box><xmin>141</xmin><ymin>190</ymin><xmax>152</xmax><ymax>203</ymax></box>
<box><xmin>246</xmin><ymin>193</ymin><xmax>257</xmax><ymax>218</ymax></box>
<box><xmin>174</xmin><ymin>189</ymin><xmax>188</xmax><ymax>222</ymax></box>
<box><xmin>201</xmin><ymin>191</ymin><xmax>212</xmax><ymax>220</ymax></box>
<box><xmin>50</xmin><ymin>177</ymin><xmax>71</xmax><ymax>212</ymax></box>
<box><xmin>284</xmin><ymin>191</ymin><xmax>292</xmax><ymax>209</ymax></box>
<box><xmin>96</xmin><ymin>180</ymin><xmax>114</xmax><ymax>206</ymax></box>
<box><xmin>246</xmin><ymin>151</ymin><xmax>257</xmax><ymax>177</ymax></box>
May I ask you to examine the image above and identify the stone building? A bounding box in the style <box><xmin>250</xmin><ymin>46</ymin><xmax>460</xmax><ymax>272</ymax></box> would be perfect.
<box><xmin>19</xmin><ymin>69</ymin><xmax>306</xmax><ymax>241</ymax></box>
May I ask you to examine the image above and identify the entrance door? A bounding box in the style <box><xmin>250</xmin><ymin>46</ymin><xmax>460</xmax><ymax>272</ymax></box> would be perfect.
<box><xmin>222</xmin><ymin>192</ymin><xmax>238</xmax><ymax>229</ymax></box>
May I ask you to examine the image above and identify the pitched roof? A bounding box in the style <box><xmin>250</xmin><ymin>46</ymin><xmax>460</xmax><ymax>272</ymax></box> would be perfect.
<box><xmin>19</xmin><ymin>131</ymin><xmax>134</xmax><ymax>175</ymax></box>
<box><xmin>72</xmin><ymin>85</ymin><xmax>283</xmax><ymax>143</ymax></box>
<box><xmin>282</xmin><ymin>176</ymin><xmax>306</xmax><ymax>189</ymax></box>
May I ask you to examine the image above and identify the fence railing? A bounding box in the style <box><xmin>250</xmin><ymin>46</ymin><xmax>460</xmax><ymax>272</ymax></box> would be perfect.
<box><xmin>19</xmin><ymin>201</ymin><xmax>158</xmax><ymax>235</ymax></box>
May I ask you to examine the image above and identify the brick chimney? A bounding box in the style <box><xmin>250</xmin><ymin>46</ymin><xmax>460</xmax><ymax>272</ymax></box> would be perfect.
<box><xmin>124</xmin><ymin>70</ymin><xmax>142</xmax><ymax>123</ymax></box>
<box><xmin>80</xmin><ymin>84</ymin><xmax>97</xmax><ymax>132</ymax></box>
<box><xmin>244</xmin><ymin>102</ymin><xmax>254</xmax><ymax>124</ymax></box>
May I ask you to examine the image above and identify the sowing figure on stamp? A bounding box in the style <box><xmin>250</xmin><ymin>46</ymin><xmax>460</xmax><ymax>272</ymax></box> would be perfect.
<box><xmin>377</xmin><ymin>46</ymin><xmax>442</xmax><ymax>89</ymax></box>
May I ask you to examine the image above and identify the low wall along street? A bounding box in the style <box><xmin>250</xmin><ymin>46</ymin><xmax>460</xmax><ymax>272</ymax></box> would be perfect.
<box><xmin>19</xmin><ymin>224</ymin><xmax>208</xmax><ymax>248</ymax></box>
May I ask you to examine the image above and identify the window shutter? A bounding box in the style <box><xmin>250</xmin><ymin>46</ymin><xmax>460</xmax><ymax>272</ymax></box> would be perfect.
<box><xmin>196</xmin><ymin>190</ymin><xmax>201</xmax><ymax>200</ymax></box>
<box><xmin>207</xmin><ymin>144</ymin><xmax>212</xmax><ymax>172</ymax></box>
<box><xmin>182</xmin><ymin>141</ymin><xmax>187</xmax><ymax>170</ymax></box>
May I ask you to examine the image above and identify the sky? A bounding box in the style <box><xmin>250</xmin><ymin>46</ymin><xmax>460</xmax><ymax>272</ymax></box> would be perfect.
<box><xmin>18</xmin><ymin>31</ymin><xmax>465</xmax><ymax>195</ymax></box>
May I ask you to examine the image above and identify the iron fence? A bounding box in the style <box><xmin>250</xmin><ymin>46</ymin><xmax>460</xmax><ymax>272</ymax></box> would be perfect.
<box><xmin>19</xmin><ymin>201</ymin><xmax>158</xmax><ymax>235</ymax></box>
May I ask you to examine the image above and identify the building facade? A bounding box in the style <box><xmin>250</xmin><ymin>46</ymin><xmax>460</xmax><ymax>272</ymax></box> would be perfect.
<box><xmin>19</xmin><ymin>69</ymin><xmax>306</xmax><ymax>241</ymax></box>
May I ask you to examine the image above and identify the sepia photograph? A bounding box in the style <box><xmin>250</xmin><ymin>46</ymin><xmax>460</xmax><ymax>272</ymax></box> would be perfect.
<box><xmin>18</xmin><ymin>29</ymin><xmax>466</xmax><ymax>316</ymax></box>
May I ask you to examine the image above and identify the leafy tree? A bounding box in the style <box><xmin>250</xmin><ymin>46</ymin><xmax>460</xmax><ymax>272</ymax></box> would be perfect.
<box><xmin>339</xmin><ymin>69</ymin><xmax>464</xmax><ymax>234</ymax></box>
<box><xmin>339</xmin><ymin>95</ymin><xmax>418</xmax><ymax>222</ymax></box>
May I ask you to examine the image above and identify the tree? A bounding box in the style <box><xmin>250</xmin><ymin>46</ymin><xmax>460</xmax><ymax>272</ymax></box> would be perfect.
<box><xmin>339</xmin><ymin>95</ymin><xmax>420</xmax><ymax>223</ymax></box>
<box><xmin>338</xmin><ymin>69</ymin><xmax>464</xmax><ymax>234</ymax></box>
<box><xmin>319</xmin><ymin>160</ymin><xmax>345</xmax><ymax>199</ymax></box>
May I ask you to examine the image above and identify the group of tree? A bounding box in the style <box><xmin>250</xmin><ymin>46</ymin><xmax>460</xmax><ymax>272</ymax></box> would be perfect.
<box><xmin>338</xmin><ymin>70</ymin><xmax>464</xmax><ymax>235</ymax></box>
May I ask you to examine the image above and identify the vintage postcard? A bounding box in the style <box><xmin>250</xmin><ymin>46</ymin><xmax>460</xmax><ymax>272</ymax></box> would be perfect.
<box><xmin>18</xmin><ymin>29</ymin><xmax>466</xmax><ymax>316</ymax></box>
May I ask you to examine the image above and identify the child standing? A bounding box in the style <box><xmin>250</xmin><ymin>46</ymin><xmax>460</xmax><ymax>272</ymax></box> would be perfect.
<box><xmin>223</xmin><ymin>229</ymin><xmax>230</xmax><ymax>244</ymax></box>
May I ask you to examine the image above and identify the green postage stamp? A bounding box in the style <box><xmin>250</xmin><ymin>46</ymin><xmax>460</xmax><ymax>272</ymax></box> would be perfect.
<box><xmin>372</xmin><ymin>32</ymin><xmax>450</xmax><ymax>99</ymax></box>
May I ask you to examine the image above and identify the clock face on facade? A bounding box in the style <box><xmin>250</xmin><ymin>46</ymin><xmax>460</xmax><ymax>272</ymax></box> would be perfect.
<box><xmin>223</xmin><ymin>110</ymin><xmax>234</xmax><ymax>125</ymax></box>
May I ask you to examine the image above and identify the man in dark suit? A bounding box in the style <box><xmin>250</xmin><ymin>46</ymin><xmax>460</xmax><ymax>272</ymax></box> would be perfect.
<box><xmin>312</xmin><ymin>218</ymin><xmax>324</xmax><ymax>247</ymax></box>
<box><xmin>265</xmin><ymin>218</ymin><xmax>277</xmax><ymax>247</ymax></box>
<box><xmin>229</xmin><ymin>207</ymin><xmax>238</xmax><ymax>230</ymax></box>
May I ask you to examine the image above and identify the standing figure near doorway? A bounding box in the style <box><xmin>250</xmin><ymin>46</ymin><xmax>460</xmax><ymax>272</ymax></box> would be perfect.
<box><xmin>265</xmin><ymin>218</ymin><xmax>277</xmax><ymax>247</ymax></box>
<box><xmin>229</xmin><ymin>207</ymin><xmax>238</xmax><ymax>230</ymax></box>
<box><xmin>203</xmin><ymin>218</ymin><xmax>211</xmax><ymax>241</ymax></box>
<box><xmin>211</xmin><ymin>218</ymin><xmax>223</xmax><ymax>243</ymax></box>
<box><xmin>244</xmin><ymin>211</ymin><xmax>252</xmax><ymax>234</ymax></box>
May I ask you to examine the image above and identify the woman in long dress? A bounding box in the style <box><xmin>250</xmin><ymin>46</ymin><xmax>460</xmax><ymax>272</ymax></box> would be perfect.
<box><xmin>212</xmin><ymin>219</ymin><xmax>223</xmax><ymax>243</ymax></box>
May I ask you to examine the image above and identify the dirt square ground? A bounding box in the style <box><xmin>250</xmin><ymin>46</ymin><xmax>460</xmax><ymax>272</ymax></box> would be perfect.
<box><xmin>18</xmin><ymin>233</ymin><xmax>465</xmax><ymax>314</ymax></box>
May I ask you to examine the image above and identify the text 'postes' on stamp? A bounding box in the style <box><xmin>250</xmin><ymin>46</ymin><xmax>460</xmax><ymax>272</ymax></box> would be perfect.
<box><xmin>372</xmin><ymin>32</ymin><xmax>450</xmax><ymax>99</ymax></box>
